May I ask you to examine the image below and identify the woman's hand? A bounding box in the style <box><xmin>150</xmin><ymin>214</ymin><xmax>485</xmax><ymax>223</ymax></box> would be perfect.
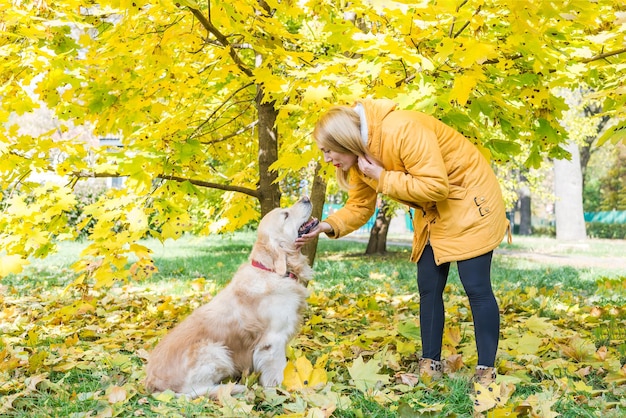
<box><xmin>358</xmin><ymin>156</ymin><xmax>383</xmax><ymax>180</ymax></box>
<box><xmin>295</xmin><ymin>221</ymin><xmax>333</xmax><ymax>249</ymax></box>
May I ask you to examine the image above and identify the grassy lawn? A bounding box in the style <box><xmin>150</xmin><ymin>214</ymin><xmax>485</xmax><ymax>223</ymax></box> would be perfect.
<box><xmin>1</xmin><ymin>234</ymin><xmax>625</xmax><ymax>417</ymax></box>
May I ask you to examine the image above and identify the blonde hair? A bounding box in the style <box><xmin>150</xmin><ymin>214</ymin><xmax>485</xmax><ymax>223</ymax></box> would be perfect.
<box><xmin>313</xmin><ymin>106</ymin><xmax>376</xmax><ymax>190</ymax></box>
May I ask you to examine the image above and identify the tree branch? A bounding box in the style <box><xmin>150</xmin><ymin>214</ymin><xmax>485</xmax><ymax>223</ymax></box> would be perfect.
<box><xmin>188</xmin><ymin>7</ymin><xmax>254</xmax><ymax>77</ymax></box>
<box><xmin>580</xmin><ymin>47</ymin><xmax>626</xmax><ymax>63</ymax></box>
<box><xmin>453</xmin><ymin>20</ymin><xmax>471</xmax><ymax>38</ymax></box>
<box><xmin>158</xmin><ymin>174</ymin><xmax>259</xmax><ymax>198</ymax></box>
<box><xmin>448</xmin><ymin>0</ymin><xmax>469</xmax><ymax>37</ymax></box>
<box><xmin>72</xmin><ymin>171</ymin><xmax>259</xmax><ymax>198</ymax></box>
<box><xmin>196</xmin><ymin>120</ymin><xmax>258</xmax><ymax>144</ymax></box>
<box><xmin>189</xmin><ymin>82</ymin><xmax>255</xmax><ymax>140</ymax></box>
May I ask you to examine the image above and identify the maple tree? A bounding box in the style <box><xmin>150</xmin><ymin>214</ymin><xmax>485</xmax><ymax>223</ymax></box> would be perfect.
<box><xmin>1</xmin><ymin>0</ymin><xmax>625</xmax><ymax>283</ymax></box>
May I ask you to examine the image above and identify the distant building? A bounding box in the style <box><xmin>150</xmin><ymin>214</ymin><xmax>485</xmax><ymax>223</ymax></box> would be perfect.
<box><xmin>98</xmin><ymin>137</ymin><xmax>125</xmax><ymax>189</ymax></box>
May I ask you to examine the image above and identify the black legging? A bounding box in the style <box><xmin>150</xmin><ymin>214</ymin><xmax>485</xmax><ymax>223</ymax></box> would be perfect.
<box><xmin>417</xmin><ymin>244</ymin><xmax>499</xmax><ymax>367</ymax></box>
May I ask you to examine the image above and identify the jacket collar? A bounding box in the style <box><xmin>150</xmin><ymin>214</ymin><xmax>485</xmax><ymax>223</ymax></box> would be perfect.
<box><xmin>353</xmin><ymin>102</ymin><xmax>369</xmax><ymax>146</ymax></box>
<box><xmin>354</xmin><ymin>98</ymin><xmax>397</xmax><ymax>158</ymax></box>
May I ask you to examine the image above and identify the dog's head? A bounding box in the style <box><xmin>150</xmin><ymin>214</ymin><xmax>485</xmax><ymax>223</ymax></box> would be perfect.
<box><xmin>250</xmin><ymin>197</ymin><xmax>318</xmax><ymax>280</ymax></box>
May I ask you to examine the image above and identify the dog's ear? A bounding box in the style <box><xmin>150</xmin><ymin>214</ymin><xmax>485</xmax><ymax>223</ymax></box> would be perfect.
<box><xmin>251</xmin><ymin>235</ymin><xmax>288</xmax><ymax>276</ymax></box>
<box><xmin>273</xmin><ymin>248</ymin><xmax>288</xmax><ymax>276</ymax></box>
<box><xmin>267</xmin><ymin>237</ymin><xmax>288</xmax><ymax>276</ymax></box>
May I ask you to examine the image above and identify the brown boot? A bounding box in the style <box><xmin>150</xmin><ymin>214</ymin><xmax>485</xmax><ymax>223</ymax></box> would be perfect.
<box><xmin>472</xmin><ymin>365</ymin><xmax>496</xmax><ymax>387</ymax></box>
<box><xmin>418</xmin><ymin>358</ymin><xmax>443</xmax><ymax>381</ymax></box>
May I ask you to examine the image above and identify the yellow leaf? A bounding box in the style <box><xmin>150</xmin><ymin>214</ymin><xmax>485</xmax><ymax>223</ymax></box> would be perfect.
<box><xmin>524</xmin><ymin>315</ymin><xmax>556</xmax><ymax>335</ymax></box>
<box><xmin>283</xmin><ymin>356</ymin><xmax>327</xmax><ymax>391</ymax></box>
<box><xmin>492</xmin><ymin>406</ymin><xmax>518</xmax><ymax>417</ymax></box>
<box><xmin>473</xmin><ymin>383</ymin><xmax>497</xmax><ymax>413</ymax></box>
<box><xmin>606</xmin><ymin>363</ymin><xmax>626</xmax><ymax>383</ymax></box>
<box><xmin>443</xmin><ymin>325</ymin><xmax>462</xmax><ymax>346</ymax></box>
<box><xmin>127</xmin><ymin>207</ymin><xmax>148</xmax><ymax>233</ymax></box>
<box><xmin>598</xmin><ymin>120</ymin><xmax>626</xmax><ymax>146</ymax></box>
<box><xmin>348</xmin><ymin>355</ymin><xmax>390</xmax><ymax>393</ymax></box>
<box><xmin>515</xmin><ymin>332</ymin><xmax>544</xmax><ymax>355</ymax></box>
<box><xmin>178</xmin><ymin>0</ymin><xmax>199</xmax><ymax>9</ymax></box>
<box><xmin>301</xmin><ymin>85</ymin><xmax>332</xmax><ymax>104</ymax></box>
<box><xmin>450</xmin><ymin>73</ymin><xmax>477</xmax><ymax>106</ymax></box>
<box><xmin>152</xmin><ymin>390</ymin><xmax>175</xmax><ymax>402</ymax></box>
<box><xmin>472</xmin><ymin>381</ymin><xmax>516</xmax><ymax>414</ymax></box>
<box><xmin>0</xmin><ymin>255</ymin><xmax>29</xmax><ymax>277</ymax></box>
<box><xmin>107</xmin><ymin>353</ymin><xmax>133</xmax><ymax>372</ymax></box>
<box><xmin>458</xmin><ymin>41</ymin><xmax>498</xmax><ymax>67</ymax></box>
<box><xmin>572</xmin><ymin>380</ymin><xmax>593</xmax><ymax>393</ymax></box>
<box><xmin>28</xmin><ymin>350</ymin><xmax>48</xmax><ymax>374</ymax></box>
<box><xmin>217</xmin><ymin>383</ymin><xmax>254</xmax><ymax>415</ymax></box>
<box><xmin>395</xmin><ymin>340</ymin><xmax>416</xmax><ymax>355</ymax></box>
<box><xmin>129</xmin><ymin>243</ymin><xmax>152</xmax><ymax>259</ymax></box>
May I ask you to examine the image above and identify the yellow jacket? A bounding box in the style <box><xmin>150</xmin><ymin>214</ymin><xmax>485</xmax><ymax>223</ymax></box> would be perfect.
<box><xmin>324</xmin><ymin>98</ymin><xmax>510</xmax><ymax>264</ymax></box>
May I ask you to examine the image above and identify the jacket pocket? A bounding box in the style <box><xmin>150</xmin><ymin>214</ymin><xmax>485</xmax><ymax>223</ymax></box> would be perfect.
<box><xmin>435</xmin><ymin>187</ymin><xmax>492</xmax><ymax>238</ymax></box>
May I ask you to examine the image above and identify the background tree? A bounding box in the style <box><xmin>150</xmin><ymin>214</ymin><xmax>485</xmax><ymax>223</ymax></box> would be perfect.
<box><xmin>365</xmin><ymin>197</ymin><xmax>394</xmax><ymax>255</ymax></box>
<box><xmin>598</xmin><ymin>144</ymin><xmax>626</xmax><ymax>211</ymax></box>
<box><xmin>1</xmin><ymin>0</ymin><xmax>625</xmax><ymax>282</ymax></box>
<box><xmin>554</xmin><ymin>88</ymin><xmax>617</xmax><ymax>240</ymax></box>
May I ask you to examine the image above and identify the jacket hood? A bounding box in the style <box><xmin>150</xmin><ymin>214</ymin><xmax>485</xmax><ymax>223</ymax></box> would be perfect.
<box><xmin>355</xmin><ymin>98</ymin><xmax>397</xmax><ymax>158</ymax></box>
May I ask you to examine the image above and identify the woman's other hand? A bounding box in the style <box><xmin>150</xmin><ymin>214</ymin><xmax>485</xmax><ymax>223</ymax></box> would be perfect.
<box><xmin>358</xmin><ymin>156</ymin><xmax>383</xmax><ymax>180</ymax></box>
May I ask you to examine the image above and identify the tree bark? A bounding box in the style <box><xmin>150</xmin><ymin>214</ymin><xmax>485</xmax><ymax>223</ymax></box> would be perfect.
<box><xmin>256</xmin><ymin>86</ymin><xmax>281</xmax><ymax>216</ymax></box>
<box><xmin>518</xmin><ymin>189</ymin><xmax>532</xmax><ymax>235</ymax></box>
<box><xmin>554</xmin><ymin>140</ymin><xmax>587</xmax><ymax>241</ymax></box>
<box><xmin>365</xmin><ymin>199</ymin><xmax>390</xmax><ymax>255</ymax></box>
<box><xmin>518</xmin><ymin>170</ymin><xmax>532</xmax><ymax>235</ymax></box>
<box><xmin>302</xmin><ymin>162</ymin><xmax>327</xmax><ymax>266</ymax></box>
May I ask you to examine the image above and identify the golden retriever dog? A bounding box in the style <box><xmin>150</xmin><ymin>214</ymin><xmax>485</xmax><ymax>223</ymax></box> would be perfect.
<box><xmin>144</xmin><ymin>197</ymin><xmax>318</xmax><ymax>399</ymax></box>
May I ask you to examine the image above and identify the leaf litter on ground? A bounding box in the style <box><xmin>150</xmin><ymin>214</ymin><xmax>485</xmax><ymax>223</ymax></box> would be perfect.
<box><xmin>1</xmin><ymin>237</ymin><xmax>625</xmax><ymax>417</ymax></box>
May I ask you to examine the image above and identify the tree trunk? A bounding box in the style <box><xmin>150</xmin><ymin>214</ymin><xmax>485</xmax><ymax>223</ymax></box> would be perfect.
<box><xmin>365</xmin><ymin>199</ymin><xmax>390</xmax><ymax>255</ymax></box>
<box><xmin>518</xmin><ymin>189</ymin><xmax>532</xmax><ymax>235</ymax></box>
<box><xmin>256</xmin><ymin>86</ymin><xmax>281</xmax><ymax>216</ymax></box>
<box><xmin>302</xmin><ymin>162</ymin><xmax>327</xmax><ymax>266</ymax></box>
<box><xmin>554</xmin><ymin>140</ymin><xmax>587</xmax><ymax>241</ymax></box>
<box><xmin>518</xmin><ymin>171</ymin><xmax>532</xmax><ymax>235</ymax></box>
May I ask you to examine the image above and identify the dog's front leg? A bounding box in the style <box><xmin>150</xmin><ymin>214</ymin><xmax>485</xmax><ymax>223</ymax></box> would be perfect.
<box><xmin>253</xmin><ymin>334</ymin><xmax>288</xmax><ymax>387</ymax></box>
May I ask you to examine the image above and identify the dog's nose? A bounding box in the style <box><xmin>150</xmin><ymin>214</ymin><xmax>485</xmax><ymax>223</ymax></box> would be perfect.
<box><xmin>299</xmin><ymin>196</ymin><xmax>311</xmax><ymax>204</ymax></box>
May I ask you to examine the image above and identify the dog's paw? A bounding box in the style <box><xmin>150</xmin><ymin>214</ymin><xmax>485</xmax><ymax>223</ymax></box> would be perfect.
<box><xmin>260</xmin><ymin>372</ymin><xmax>284</xmax><ymax>387</ymax></box>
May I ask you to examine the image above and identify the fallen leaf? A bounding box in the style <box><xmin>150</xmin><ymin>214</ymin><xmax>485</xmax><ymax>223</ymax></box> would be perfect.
<box><xmin>348</xmin><ymin>355</ymin><xmax>390</xmax><ymax>394</ymax></box>
<box><xmin>444</xmin><ymin>353</ymin><xmax>464</xmax><ymax>373</ymax></box>
<box><xmin>283</xmin><ymin>356</ymin><xmax>327</xmax><ymax>391</ymax></box>
<box><xmin>595</xmin><ymin>345</ymin><xmax>608</xmax><ymax>361</ymax></box>
<box><xmin>394</xmin><ymin>372</ymin><xmax>419</xmax><ymax>387</ymax></box>
<box><xmin>107</xmin><ymin>385</ymin><xmax>127</xmax><ymax>403</ymax></box>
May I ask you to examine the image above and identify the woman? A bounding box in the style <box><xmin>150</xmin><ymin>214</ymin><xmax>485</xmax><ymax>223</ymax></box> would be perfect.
<box><xmin>296</xmin><ymin>98</ymin><xmax>510</xmax><ymax>386</ymax></box>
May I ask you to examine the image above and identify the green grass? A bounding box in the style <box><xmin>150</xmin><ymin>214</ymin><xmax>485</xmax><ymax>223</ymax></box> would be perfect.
<box><xmin>499</xmin><ymin>235</ymin><xmax>626</xmax><ymax>258</ymax></box>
